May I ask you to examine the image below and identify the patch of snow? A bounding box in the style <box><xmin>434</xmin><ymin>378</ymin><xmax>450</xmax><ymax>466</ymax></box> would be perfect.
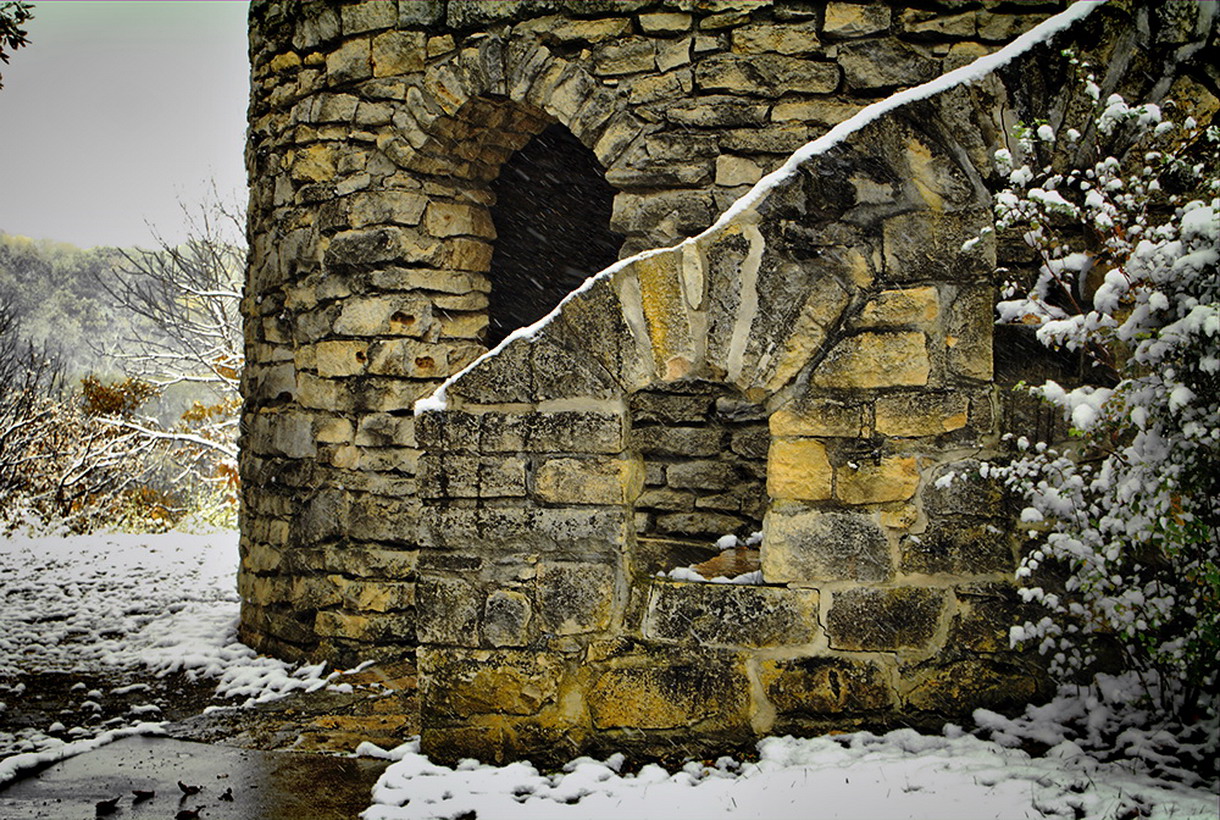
<box><xmin>0</xmin><ymin>722</ymin><xmax>166</xmax><ymax>788</ymax></box>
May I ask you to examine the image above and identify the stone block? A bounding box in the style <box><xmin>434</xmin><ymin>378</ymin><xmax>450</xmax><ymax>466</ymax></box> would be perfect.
<box><xmin>667</xmin><ymin>460</ymin><xmax>741</xmax><ymax>491</ymax></box>
<box><xmin>760</xmin><ymin>656</ymin><xmax>894</xmax><ymax>715</ymax></box>
<box><xmin>771</xmin><ymin>97</ymin><xmax>864</xmax><ymax>125</ymax></box>
<box><xmin>949</xmin><ymin>582</ymin><xmax>1022</xmax><ymax>653</ymax></box>
<box><xmin>313</xmin><ymin>340</ymin><xmax>368</xmax><ymax>377</ymax></box>
<box><xmin>400</xmin><ymin>1</ymin><xmax>444</xmax><ymax>26</ymax></box>
<box><xmin>630</xmin><ymin>425</ymin><xmax>723</xmax><ymax>457</ymax></box>
<box><xmin>331</xmin><ymin>295</ymin><xmax>431</xmax><ymax>336</ymax></box>
<box><xmin>898</xmin><ymin>9</ymin><xmax>976</xmax><ymax>39</ymax></box>
<box><xmin>766</xmin><ymin>439</ymin><xmax>833</xmax><ymax>501</ymax></box>
<box><xmin>663</xmin><ymin>95</ymin><xmax>769</xmax><ymax>128</ymax></box>
<box><xmin>656</xmin><ymin>512</ymin><xmax>746</xmax><ymax>537</ymax></box>
<box><xmin>372</xmin><ymin>30</ymin><xmax>425</xmax><ymax>76</ymax></box>
<box><xmin>629</xmin><ymin>391</ymin><xmax>714</xmax><ymax>424</ymax></box>
<box><xmin>695</xmin><ymin>54</ymin><xmax>839</xmax><ymax>97</ymax></box>
<box><xmin>921</xmin><ymin>459</ymin><xmax>1004</xmax><ymax>517</ymax></box>
<box><xmin>644</xmin><ymin>583</ymin><xmax>820</xmax><ymax>647</ymax></box>
<box><xmin>946</xmin><ymin>285</ymin><xmax>995</xmax><ymax>381</ymax></box>
<box><xmin>827</xmin><ymin>587</ymin><xmax>946</xmax><ymax>651</ymax></box>
<box><xmin>812</xmin><ymin>331</ymin><xmax>930</xmax><ymax>389</ymax></box>
<box><xmin>291</xmin><ymin>143</ymin><xmax>338</xmax><ymax>182</ymax></box>
<box><xmin>327</xmin><ymin>37</ymin><xmax>373</xmax><ymax>85</ymax></box>
<box><xmin>764</xmin><ymin>506</ymin><xmax>892</xmax><ymax>584</ymax></box>
<box><xmin>354</xmin><ymin>413</ymin><xmax>415</xmax><ymax>448</ymax></box>
<box><xmin>904</xmin><ymin>658</ymin><xmax>1042</xmax><ymax>713</ymax></box>
<box><xmin>729</xmin><ymin>427</ymin><xmax>769</xmax><ymax>459</ymax></box>
<box><xmin>421</xmin><ymin>647</ymin><xmax>563</xmax><ymax>719</ymax></box>
<box><xmin>715</xmin><ymin>154</ymin><xmax>763</xmax><ymax>186</ymax></box>
<box><xmin>587</xmin><ymin>655</ymin><xmax>749</xmax><ymax>729</ymax></box>
<box><xmin>770</xmin><ymin>399</ymin><xmax>868</xmax><ymax>438</ymax></box>
<box><xmin>731</xmin><ymin>21</ymin><xmax>821</xmax><ymax>54</ymax></box>
<box><xmin>341</xmin><ymin>1</ymin><xmax>395</xmax><ymax>34</ymax></box>
<box><xmin>534</xmin><ymin>457</ymin><xmax>641</xmax><ymax>506</ymax></box>
<box><xmin>901</xmin><ymin>519</ymin><xmax>1013</xmax><ymax>576</ymax></box>
<box><xmin>314</xmin><ymin>610</ymin><xmax>415</xmax><ymax>642</ymax></box>
<box><xmin>822</xmin><ymin>3</ymin><xmax>891</xmax><ymax>38</ymax></box>
<box><xmin>322</xmin><ymin>547</ymin><xmax>418</xmax><ymax>579</ymax></box>
<box><xmin>858</xmin><ymin>286</ymin><xmax>940</xmax><ymax>327</ymax></box>
<box><xmin>593</xmin><ymin>37</ymin><xmax>655</xmax><ymax>75</ymax></box>
<box><xmin>527</xmin><ymin>411</ymin><xmax>626</xmax><ymax>454</ymax></box>
<box><xmin>536</xmin><ymin>561</ymin><xmax>616</xmax><ymax>635</ymax></box>
<box><xmin>482</xmin><ymin>590</ymin><xmax>533</xmax><ymax>647</ymax></box>
<box><xmin>424</xmin><ymin>201</ymin><xmax>496</xmax><ymax>239</ymax></box>
<box><xmin>875</xmin><ymin>392</ymin><xmax>969</xmax><ymax>437</ymax></box>
<box><xmin>882</xmin><ymin>210</ymin><xmax>994</xmax><ymax>284</ymax></box>
<box><xmin>836</xmin><ymin>456</ymin><xmax>919</xmax><ymax>504</ymax></box>
<box><xmin>415</xmin><ymin>576</ymin><xmax>481</xmax><ymax>647</ymax></box>
<box><xmin>838</xmin><ymin>38</ymin><xmax>938</xmax><ymax>91</ymax></box>
<box><xmin>346</xmin><ymin>190</ymin><xmax>428</xmax><ymax>228</ymax></box>
<box><xmin>640</xmin><ymin>12</ymin><xmax>692</xmax><ymax>34</ymax></box>
<box><xmin>637</xmin><ymin>487</ymin><xmax>694</xmax><ymax>512</ymax></box>
<box><xmin>326</xmin><ymin>577</ymin><xmax>416</xmax><ymax>612</ymax></box>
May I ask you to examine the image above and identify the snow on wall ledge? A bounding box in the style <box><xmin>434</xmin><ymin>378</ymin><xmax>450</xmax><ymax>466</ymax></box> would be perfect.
<box><xmin>239</xmin><ymin>0</ymin><xmax>1218</xmax><ymax>765</ymax></box>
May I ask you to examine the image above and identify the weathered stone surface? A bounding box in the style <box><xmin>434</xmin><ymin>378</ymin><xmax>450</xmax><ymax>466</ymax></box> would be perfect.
<box><xmin>482</xmin><ymin>590</ymin><xmax>533</xmax><ymax>647</ymax></box>
<box><xmin>763</xmin><ymin>508</ymin><xmax>891</xmax><ymax>584</ymax></box>
<box><xmin>639</xmin><ymin>12</ymin><xmax>691</xmax><ymax>34</ymax></box>
<box><xmin>731</xmin><ymin>21</ymin><xmax>821</xmax><ymax>55</ymax></box>
<box><xmin>536</xmin><ymin>561</ymin><xmax>616</xmax><ymax>635</ymax></box>
<box><xmin>875</xmin><ymin>391</ymin><xmax>969</xmax><ymax>437</ymax></box>
<box><xmin>901</xmin><ymin>518</ymin><xmax>1014</xmax><ymax>576</ymax></box>
<box><xmin>587</xmin><ymin>655</ymin><xmax>750</xmax><ymax>729</ymax></box>
<box><xmin>858</xmin><ymin>286</ymin><xmax>940</xmax><ymax>327</ymax></box>
<box><xmin>949</xmin><ymin>582</ymin><xmax>1023</xmax><ymax>653</ymax></box>
<box><xmin>822</xmin><ymin>3</ymin><xmax>891</xmax><ymax>38</ymax></box>
<box><xmin>695</xmin><ymin>54</ymin><xmax>839</xmax><ymax>97</ymax></box>
<box><xmin>372</xmin><ymin>30</ymin><xmax>424</xmax><ymax>77</ymax></box>
<box><xmin>882</xmin><ymin>210</ymin><xmax>994</xmax><ymax>284</ymax></box>
<box><xmin>630</xmin><ymin>425</ymin><xmax>722</xmax><ymax>457</ymax></box>
<box><xmin>760</xmin><ymin>656</ymin><xmax>894</xmax><ymax>715</ymax></box>
<box><xmin>767</xmin><ymin>439</ymin><xmax>833</xmax><ymax>501</ymax></box>
<box><xmin>314</xmin><ymin>610</ymin><xmax>415</xmax><ymax>642</ymax></box>
<box><xmin>416</xmin><ymin>576</ymin><xmax>481</xmax><ymax>647</ymax></box>
<box><xmin>663</xmin><ymin>95</ymin><xmax>769</xmax><ymax>127</ymax></box>
<box><xmin>837</xmin><ymin>456</ymin><xmax>919</xmax><ymax>505</ymax></box>
<box><xmin>656</xmin><ymin>511</ymin><xmax>747</xmax><ymax>537</ymax></box>
<box><xmin>947</xmin><ymin>285</ymin><xmax>995</xmax><ymax>381</ymax></box>
<box><xmin>644</xmin><ymin>583</ymin><xmax>819</xmax><ymax>647</ymax></box>
<box><xmin>667</xmin><ymin>460</ymin><xmax>741</xmax><ymax>491</ymax></box>
<box><xmin>770</xmin><ymin>400</ymin><xmax>867</xmax><ymax>438</ymax></box>
<box><xmin>812</xmin><ymin>331</ymin><xmax>930</xmax><ymax>389</ymax></box>
<box><xmin>534</xmin><ymin>457</ymin><xmax>642</xmax><ymax>505</ymax></box>
<box><xmin>838</xmin><ymin>39</ymin><xmax>938</xmax><ymax>91</ymax></box>
<box><xmin>827</xmin><ymin>587</ymin><xmax>946</xmax><ymax>651</ymax></box>
<box><xmin>922</xmin><ymin>459</ymin><xmax>1004</xmax><ymax>517</ymax></box>
<box><xmin>905</xmin><ymin>658</ymin><xmax>1042</xmax><ymax>713</ymax></box>
<box><xmin>421</xmin><ymin>648</ymin><xmax>563</xmax><ymax>719</ymax></box>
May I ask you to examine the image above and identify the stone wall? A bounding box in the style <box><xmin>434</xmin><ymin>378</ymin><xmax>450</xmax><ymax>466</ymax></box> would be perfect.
<box><xmin>240</xmin><ymin>0</ymin><xmax>1217</xmax><ymax>764</ymax></box>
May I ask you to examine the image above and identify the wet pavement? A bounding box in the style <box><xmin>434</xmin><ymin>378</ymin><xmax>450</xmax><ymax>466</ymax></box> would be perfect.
<box><xmin>0</xmin><ymin>735</ymin><xmax>388</xmax><ymax>819</ymax></box>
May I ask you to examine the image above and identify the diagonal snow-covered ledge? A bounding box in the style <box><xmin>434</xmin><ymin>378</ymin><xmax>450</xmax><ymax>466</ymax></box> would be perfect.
<box><xmin>413</xmin><ymin>0</ymin><xmax>1103</xmax><ymax>415</ymax></box>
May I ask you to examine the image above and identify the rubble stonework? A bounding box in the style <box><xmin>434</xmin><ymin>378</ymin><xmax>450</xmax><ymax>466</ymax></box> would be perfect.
<box><xmin>241</xmin><ymin>1</ymin><xmax>1217</xmax><ymax>764</ymax></box>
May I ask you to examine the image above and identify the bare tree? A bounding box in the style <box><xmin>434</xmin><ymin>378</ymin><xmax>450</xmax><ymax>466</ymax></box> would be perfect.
<box><xmin>94</xmin><ymin>194</ymin><xmax>245</xmax><ymax>463</ymax></box>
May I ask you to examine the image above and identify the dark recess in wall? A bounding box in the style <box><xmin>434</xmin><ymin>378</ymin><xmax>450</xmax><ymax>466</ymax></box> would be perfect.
<box><xmin>487</xmin><ymin>123</ymin><xmax>623</xmax><ymax>347</ymax></box>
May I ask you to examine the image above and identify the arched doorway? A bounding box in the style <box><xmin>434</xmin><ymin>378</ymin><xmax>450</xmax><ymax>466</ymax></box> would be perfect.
<box><xmin>487</xmin><ymin>122</ymin><xmax>623</xmax><ymax>347</ymax></box>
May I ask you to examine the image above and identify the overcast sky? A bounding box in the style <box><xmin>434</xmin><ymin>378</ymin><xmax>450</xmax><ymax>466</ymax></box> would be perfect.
<box><xmin>0</xmin><ymin>1</ymin><xmax>249</xmax><ymax>249</ymax></box>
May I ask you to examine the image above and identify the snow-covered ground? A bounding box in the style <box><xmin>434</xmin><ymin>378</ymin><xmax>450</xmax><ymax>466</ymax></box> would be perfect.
<box><xmin>1</xmin><ymin>526</ymin><xmax>1216</xmax><ymax>818</ymax></box>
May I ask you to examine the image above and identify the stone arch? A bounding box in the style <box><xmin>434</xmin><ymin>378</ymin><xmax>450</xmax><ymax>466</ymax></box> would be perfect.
<box><xmin>377</xmin><ymin>38</ymin><xmax>646</xmax><ymax>347</ymax></box>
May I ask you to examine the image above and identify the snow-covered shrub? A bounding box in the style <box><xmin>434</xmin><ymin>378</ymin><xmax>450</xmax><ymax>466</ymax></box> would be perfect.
<box><xmin>989</xmin><ymin>55</ymin><xmax>1219</xmax><ymax>722</ymax></box>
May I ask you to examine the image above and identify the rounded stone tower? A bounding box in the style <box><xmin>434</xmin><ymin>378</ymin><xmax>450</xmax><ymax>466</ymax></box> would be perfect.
<box><xmin>238</xmin><ymin>0</ymin><xmax>1065</xmax><ymax>667</ymax></box>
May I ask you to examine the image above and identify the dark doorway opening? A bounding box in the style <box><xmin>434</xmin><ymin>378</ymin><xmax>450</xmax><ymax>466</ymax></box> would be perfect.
<box><xmin>487</xmin><ymin>123</ymin><xmax>622</xmax><ymax>347</ymax></box>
